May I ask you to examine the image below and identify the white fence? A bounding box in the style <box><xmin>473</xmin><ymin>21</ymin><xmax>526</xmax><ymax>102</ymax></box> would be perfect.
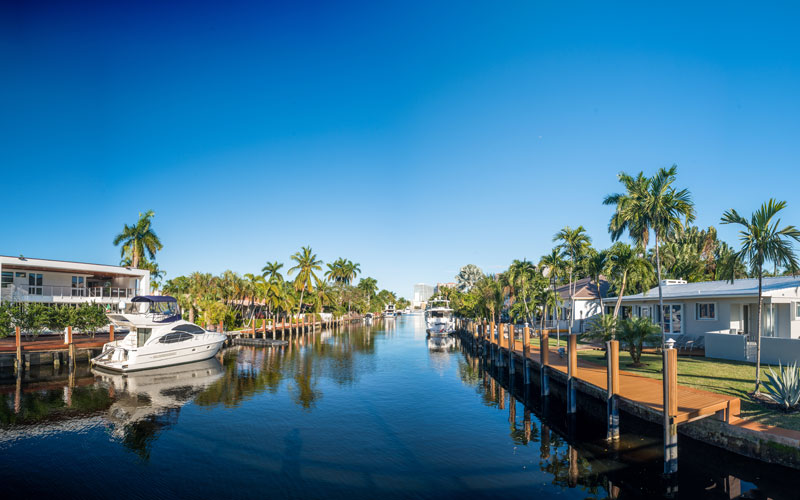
<box><xmin>705</xmin><ymin>333</ymin><xmax>747</xmax><ymax>362</ymax></box>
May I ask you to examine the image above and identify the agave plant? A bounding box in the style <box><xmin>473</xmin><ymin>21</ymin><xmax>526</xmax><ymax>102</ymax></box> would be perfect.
<box><xmin>763</xmin><ymin>362</ymin><xmax>800</xmax><ymax>410</ymax></box>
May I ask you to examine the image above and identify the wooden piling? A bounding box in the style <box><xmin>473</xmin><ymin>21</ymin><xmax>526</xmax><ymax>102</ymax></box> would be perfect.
<box><xmin>109</xmin><ymin>324</ymin><xmax>115</xmax><ymax>343</ymax></box>
<box><xmin>15</xmin><ymin>326</ymin><xmax>22</xmax><ymax>373</ymax></box>
<box><xmin>218</xmin><ymin>321</ymin><xmax>224</xmax><ymax>334</ymax></box>
<box><xmin>606</xmin><ymin>340</ymin><xmax>620</xmax><ymax>440</ymax></box>
<box><xmin>567</xmin><ymin>334</ymin><xmax>577</xmax><ymax>413</ymax></box>
<box><xmin>540</xmin><ymin>329</ymin><xmax>550</xmax><ymax>396</ymax></box>
<box><xmin>67</xmin><ymin>326</ymin><xmax>75</xmax><ymax>368</ymax></box>
<box><xmin>523</xmin><ymin>326</ymin><xmax>530</xmax><ymax>384</ymax></box>
<box><xmin>663</xmin><ymin>346</ymin><xmax>678</xmax><ymax>474</ymax></box>
<box><xmin>508</xmin><ymin>324</ymin><xmax>515</xmax><ymax>375</ymax></box>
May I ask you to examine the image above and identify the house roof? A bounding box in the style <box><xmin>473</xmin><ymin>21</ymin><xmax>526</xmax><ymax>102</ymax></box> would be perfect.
<box><xmin>0</xmin><ymin>255</ymin><xmax>149</xmax><ymax>278</ymax></box>
<box><xmin>556</xmin><ymin>276</ymin><xmax>610</xmax><ymax>300</ymax></box>
<box><xmin>606</xmin><ymin>276</ymin><xmax>800</xmax><ymax>302</ymax></box>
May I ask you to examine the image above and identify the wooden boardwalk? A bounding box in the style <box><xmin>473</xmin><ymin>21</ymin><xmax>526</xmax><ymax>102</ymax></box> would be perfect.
<box><xmin>0</xmin><ymin>333</ymin><xmax>109</xmax><ymax>353</ymax></box>
<box><xmin>491</xmin><ymin>333</ymin><xmax>740</xmax><ymax>425</ymax></box>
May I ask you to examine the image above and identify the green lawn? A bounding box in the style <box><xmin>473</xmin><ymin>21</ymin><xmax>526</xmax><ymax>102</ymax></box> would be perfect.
<box><xmin>575</xmin><ymin>349</ymin><xmax>800</xmax><ymax>431</ymax></box>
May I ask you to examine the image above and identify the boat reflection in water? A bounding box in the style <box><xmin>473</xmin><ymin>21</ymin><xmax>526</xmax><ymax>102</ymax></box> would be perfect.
<box><xmin>92</xmin><ymin>359</ymin><xmax>224</xmax><ymax>456</ymax></box>
<box><xmin>426</xmin><ymin>336</ymin><xmax>457</xmax><ymax>352</ymax></box>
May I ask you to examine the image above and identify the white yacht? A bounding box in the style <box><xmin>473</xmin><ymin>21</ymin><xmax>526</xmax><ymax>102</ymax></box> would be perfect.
<box><xmin>92</xmin><ymin>296</ymin><xmax>226</xmax><ymax>372</ymax></box>
<box><xmin>383</xmin><ymin>303</ymin><xmax>396</xmax><ymax>318</ymax></box>
<box><xmin>425</xmin><ymin>299</ymin><xmax>455</xmax><ymax>336</ymax></box>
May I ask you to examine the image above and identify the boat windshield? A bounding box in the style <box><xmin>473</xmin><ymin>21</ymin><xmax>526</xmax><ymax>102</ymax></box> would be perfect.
<box><xmin>124</xmin><ymin>299</ymin><xmax>180</xmax><ymax>321</ymax></box>
<box><xmin>429</xmin><ymin>311</ymin><xmax>451</xmax><ymax>318</ymax></box>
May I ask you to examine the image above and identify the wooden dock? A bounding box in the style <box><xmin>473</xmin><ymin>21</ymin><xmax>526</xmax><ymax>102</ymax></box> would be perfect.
<box><xmin>488</xmin><ymin>328</ymin><xmax>740</xmax><ymax>425</ymax></box>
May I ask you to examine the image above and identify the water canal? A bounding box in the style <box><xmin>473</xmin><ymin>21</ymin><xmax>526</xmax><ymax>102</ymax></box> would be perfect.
<box><xmin>1</xmin><ymin>315</ymin><xmax>797</xmax><ymax>499</ymax></box>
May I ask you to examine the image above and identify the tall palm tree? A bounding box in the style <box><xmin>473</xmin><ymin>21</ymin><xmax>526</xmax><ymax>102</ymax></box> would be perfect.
<box><xmin>288</xmin><ymin>246</ymin><xmax>323</xmax><ymax>315</ymax></box>
<box><xmin>507</xmin><ymin>259</ymin><xmax>538</xmax><ymax>324</ymax></box>
<box><xmin>262</xmin><ymin>261</ymin><xmax>284</xmax><ymax>283</ymax></box>
<box><xmin>343</xmin><ymin>260</ymin><xmax>361</xmax><ymax>285</ymax></box>
<box><xmin>721</xmin><ymin>199</ymin><xmax>800</xmax><ymax>392</ymax></box>
<box><xmin>357</xmin><ymin>277</ymin><xmax>378</xmax><ymax>308</ymax></box>
<box><xmin>553</xmin><ymin>226</ymin><xmax>591</xmax><ymax>333</ymax></box>
<box><xmin>540</xmin><ymin>249</ymin><xmax>566</xmax><ymax>336</ymax></box>
<box><xmin>113</xmin><ymin>210</ymin><xmax>163</xmax><ymax>269</ymax></box>
<box><xmin>583</xmin><ymin>249</ymin><xmax>608</xmax><ymax>321</ymax></box>
<box><xmin>606</xmin><ymin>242</ymin><xmax>654</xmax><ymax>318</ymax></box>
<box><xmin>605</xmin><ymin>166</ymin><xmax>695</xmax><ymax>346</ymax></box>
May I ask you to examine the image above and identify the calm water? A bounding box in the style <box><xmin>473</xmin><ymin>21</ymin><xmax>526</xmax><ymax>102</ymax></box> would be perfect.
<box><xmin>1</xmin><ymin>315</ymin><xmax>797</xmax><ymax>499</ymax></box>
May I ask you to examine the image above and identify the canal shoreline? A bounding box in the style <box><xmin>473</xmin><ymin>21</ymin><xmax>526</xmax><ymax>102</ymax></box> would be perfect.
<box><xmin>457</xmin><ymin>324</ymin><xmax>800</xmax><ymax>470</ymax></box>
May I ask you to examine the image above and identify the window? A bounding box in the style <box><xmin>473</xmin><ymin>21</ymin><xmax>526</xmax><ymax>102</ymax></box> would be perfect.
<box><xmin>1</xmin><ymin>272</ymin><xmax>12</xmax><ymax>288</ymax></box>
<box><xmin>15</xmin><ymin>272</ymin><xmax>25</xmax><ymax>278</ymax></box>
<box><xmin>696</xmin><ymin>303</ymin><xmax>716</xmax><ymax>320</ymax></box>
<box><xmin>28</xmin><ymin>273</ymin><xmax>43</xmax><ymax>295</ymax></box>
<box><xmin>172</xmin><ymin>324</ymin><xmax>204</xmax><ymax>334</ymax></box>
<box><xmin>795</xmin><ymin>302</ymin><xmax>800</xmax><ymax>320</ymax></box>
<box><xmin>137</xmin><ymin>328</ymin><xmax>153</xmax><ymax>347</ymax></box>
<box><xmin>72</xmin><ymin>276</ymin><xmax>85</xmax><ymax>297</ymax></box>
<box><xmin>657</xmin><ymin>304</ymin><xmax>683</xmax><ymax>334</ymax></box>
<box><xmin>159</xmin><ymin>331</ymin><xmax>194</xmax><ymax>343</ymax></box>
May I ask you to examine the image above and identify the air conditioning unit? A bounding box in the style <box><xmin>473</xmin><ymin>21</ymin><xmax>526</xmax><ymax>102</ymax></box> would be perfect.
<box><xmin>661</xmin><ymin>279</ymin><xmax>688</xmax><ymax>286</ymax></box>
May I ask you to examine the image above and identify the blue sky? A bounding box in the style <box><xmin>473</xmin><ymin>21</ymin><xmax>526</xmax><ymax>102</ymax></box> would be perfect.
<box><xmin>2</xmin><ymin>1</ymin><xmax>800</xmax><ymax>297</ymax></box>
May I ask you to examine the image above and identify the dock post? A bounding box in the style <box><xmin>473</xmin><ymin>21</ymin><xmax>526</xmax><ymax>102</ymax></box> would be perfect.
<box><xmin>497</xmin><ymin>323</ymin><xmax>504</xmax><ymax>367</ymax></box>
<box><xmin>490</xmin><ymin>321</ymin><xmax>496</xmax><ymax>363</ymax></box>
<box><xmin>523</xmin><ymin>326</ymin><xmax>531</xmax><ymax>384</ymax></box>
<box><xmin>540</xmin><ymin>330</ymin><xmax>550</xmax><ymax>396</ymax></box>
<box><xmin>663</xmin><ymin>345</ymin><xmax>678</xmax><ymax>475</ymax></box>
<box><xmin>218</xmin><ymin>321</ymin><xmax>224</xmax><ymax>334</ymax></box>
<box><xmin>606</xmin><ymin>340</ymin><xmax>620</xmax><ymax>440</ymax></box>
<box><xmin>109</xmin><ymin>324</ymin><xmax>115</xmax><ymax>343</ymax></box>
<box><xmin>67</xmin><ymin>326</ymin><xmax>75</xmax><ymax>368</ymax></box>
<box><xmin>252</xmin><ymin>321</ymin><xmax>256</xmax><ymax>339</ymax></box>
<box><xmin>508</xmin><ymin>324</ymin><xmax>515</xmax><ymax>375</ymax></box>
<box><xmin>567</xmin><ymin>334</ymin><xmax>577</xmax><ymax>414</ymax></box>
<box><xmin>14</xmin><ymin>326</ymin><xmax>22</xmax><ymax>374</ymax></box>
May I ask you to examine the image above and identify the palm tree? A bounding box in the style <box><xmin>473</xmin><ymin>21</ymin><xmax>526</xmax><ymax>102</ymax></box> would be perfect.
<box><xmin>721</xmin><ymin>199</ymin><xmax>800</xmax><ymax>392</ymax></box>
<box><xmin>606</xmin><ymin>242</ymin><xmax>654</xmax><ymax>318</ymax></box>
<box><xmin>583</xmin><ymin>249</ymin><xmax>607</xmax><ymax>320</ymax></box>
<box><xmin>357</xmin><ymin>277</ymin><xmax>378</xmax><ymax>309</ymax></box>
<box><xmin>113</xmin><ymin>210</ymin><xmax>163</xmax><ymax>269</ymax></box>
<box><xmin>288</xmin><ymin>246</ymin><xmax>323</xmax><ymax>316</ymax></box>
<box><xmin>262</xmin><ymin>261</ymin><xmax>284</xmax><ymax>283</ymax></box>
<box><xmin>605</xmin><ymin>166</ymin><xmax>695</xmax><ymax>347</ymax></box>
<box><xmin>553</xmin><ymin>227</ymin><xmax>591</xmax><ymax>333</ymax></box>
<box><xmin>540</xmin><ymin>249</ymin><xmax>566</xmax><ymax>338</ymax></box>
<box><xmin>507</xmin><ymin>259</ymin><xmax>538</xmax><ymax>324</ymax></box>
<box><xmin>343</xmin><ymin>260</ymin><xmax>361</xmax><ymax>285</ymax></box>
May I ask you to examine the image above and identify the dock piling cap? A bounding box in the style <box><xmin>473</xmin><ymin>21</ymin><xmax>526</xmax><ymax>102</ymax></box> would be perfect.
<box><xmin>665</xmin><ymin>338</ymin><xmax>676</xmax><ymax>350</ymax></box>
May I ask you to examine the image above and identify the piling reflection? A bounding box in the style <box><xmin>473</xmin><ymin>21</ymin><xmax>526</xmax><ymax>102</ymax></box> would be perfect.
<box><xmin>456</xmin><ymin>343</ymin><xmax>799</xmax><ymax>499</ymax></box>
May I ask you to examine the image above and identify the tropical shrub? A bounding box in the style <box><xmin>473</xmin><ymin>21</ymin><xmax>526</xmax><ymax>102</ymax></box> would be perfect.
<box><xmin>584</xmin><ymin>314</ymin><xmax>618</xmax><ymax>343</ymax></box>
<box><xmin>617</xmin><ymin>317</ymin><xmax>661</xmax><ymax>366</ymax></box>
<box><xmin>763</xmin><ymin>362</ymin><xmax>800</xmax><ymax>410</ymax></box>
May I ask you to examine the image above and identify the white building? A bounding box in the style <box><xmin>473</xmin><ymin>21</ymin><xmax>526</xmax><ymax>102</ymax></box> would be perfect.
<box><xmin>413</xmin><ymin>283</ymin><xmax>434</xmax><ymax>309</ymax></box>
<box><xmin>547</xmin><ymin>276</ymin><xmax>609</xmax><ymax>333</ymax></box>
<box><xmin>603</xmin><ymin>277</ymin><xmax>800</xmax><ymax>364</ymax></box>
<box><xmin>0</xmin><ymin>255</ymin><xmax>150</xmax><ymax>305</ymax></box>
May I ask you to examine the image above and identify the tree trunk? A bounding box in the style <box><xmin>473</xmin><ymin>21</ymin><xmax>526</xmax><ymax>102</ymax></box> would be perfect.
<box><xmin>756</xmin><ymin>269</ymin><xmax>763</xmax><ymax>393</ymax></box>
<box><xmin>613</xmin><ymin>271</ymin><xmax>628</xmax><ymax>317</ymax></box>
<box><xmin>655</xmin><ymin>233</ymin><xmax>665</xmax><ymax>348</ymax></box>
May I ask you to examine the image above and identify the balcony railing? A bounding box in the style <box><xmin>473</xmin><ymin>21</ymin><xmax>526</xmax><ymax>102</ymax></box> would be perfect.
<box><xmin>0</xmin><ymin>285</ymin><xmax>140</xmax><ymax>301</ymax></box>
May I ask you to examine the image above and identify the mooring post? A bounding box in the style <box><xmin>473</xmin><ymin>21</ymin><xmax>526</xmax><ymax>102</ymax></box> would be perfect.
<box><xmin>567</xmin><ymin>334</ymin><xmax>577</xmax><ymax>414</ymax></box>
<box><xmin>67</xmin><ymin>326</ymin><xmax>75</xmax><ymax>369</ymax></box>
<box><xmin>523</xmin><ymin>326</ymin><xmax>531</xmax><ymax>384</ymax></box>
<box><xmin>606</xmin><ymin>339</ymin><xmax>620</xmax><ymax>440</ymax></box>
<box><xmin>109</xmin><ymin>324</ymin><xmax>115</xmax><ymax>343</ymax></box>
<box><xmin>489</xmin><ymin>321</ymin><xmax>496</xmax><ymax>362</ymax></box>
<box><xmin>14</xmin><ymin>326</ymin><xmax>22</xmax><ymax>374</ymax></box>
<box><xmin>219</xmin><ymin>320</ymin><xmax>224</xmax><ymax>334</ymax></box>
<box><xmin>540</xmin><ymin>329</ymin><xmax>550</xmax><ymax>396</ymax></box>
<box><xmin>508</xmin><ymin>324</ymin><xmax>516</xmax><ymax>375</ymax></box>
<box><xmin>252</xmin><ymin>321</ymin><xmax>256</xmax><ymax>339</ymax></box>
<box><xmin>663</xmin><ymin>345</ymin><xmax>678</xmax><ymax>475</ymax></box>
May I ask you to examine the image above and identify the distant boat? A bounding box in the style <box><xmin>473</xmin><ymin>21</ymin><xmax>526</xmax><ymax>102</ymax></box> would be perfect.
<box><xmin>383</xmin><ymin>303</ymin><xmax>397</xmax><ymax>318</ymax></box>
<box><xmin>425</xmin><ymin>299</ymin><xmax>454</xmax><ymax>336</ymax></box>
<box><xmin>92</xmin><ymin>295</ymin><xmax>226</xmax><ymax>372</ymax></box>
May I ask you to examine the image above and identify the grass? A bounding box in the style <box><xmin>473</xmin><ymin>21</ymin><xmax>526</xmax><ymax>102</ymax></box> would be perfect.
<box><xmin>575</xmin><ymin>349</ymin><xmax>800</xmax><ymax>431</ymax></box>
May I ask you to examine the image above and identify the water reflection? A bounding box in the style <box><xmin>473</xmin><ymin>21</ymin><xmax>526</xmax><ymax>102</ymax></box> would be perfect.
<box><xmin>1</xmin><ymin>320</ymin><xmax>798</xmax><ymax>498</ymax></box>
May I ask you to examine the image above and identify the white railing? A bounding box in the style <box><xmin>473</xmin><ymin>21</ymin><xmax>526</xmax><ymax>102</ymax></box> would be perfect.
<box><xmin>1</xmin><ymin>284</ymin><xmax>139</xmax><ymax>301</ymax></box>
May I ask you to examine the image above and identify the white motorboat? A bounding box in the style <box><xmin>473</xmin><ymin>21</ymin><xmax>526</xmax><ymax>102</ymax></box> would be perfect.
<box><xmin>425</xmin><ymin>299</ymin><xmax>455</xmax><ymax>336</ymax></box>
<box><xmin>92</xmin><ymin>295</ymin><xmax>226</xmax><ymax>373</ymax></box>
<box><xmin>365</xmin><ymin>312</ymin><xmax>374</xmax><ymax>325</ymax></box>
<box><xmin>383</xmin><ymin>303</ymin><xmax>396</xmax><ymax>318</ymax></box>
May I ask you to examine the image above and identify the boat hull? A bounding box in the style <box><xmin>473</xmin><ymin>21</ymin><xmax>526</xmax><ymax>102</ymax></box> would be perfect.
<box><xmin>92</xmin><ymin>334</ymin><xmax>226</xmax><ymax>373</ymax></box>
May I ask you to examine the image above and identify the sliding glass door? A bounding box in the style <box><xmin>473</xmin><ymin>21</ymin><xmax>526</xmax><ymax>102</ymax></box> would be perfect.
<box><xmin>657</xmin><ymin>304</ymin><xmax>683</xmax><ymax>335</ymax></box>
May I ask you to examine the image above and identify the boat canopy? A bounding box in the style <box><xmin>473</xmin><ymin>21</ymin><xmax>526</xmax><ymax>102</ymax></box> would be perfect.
<box><xmin>132</xmin><ymin>295</ymin><xmax>178</xmax><ymax>303</ymax></box>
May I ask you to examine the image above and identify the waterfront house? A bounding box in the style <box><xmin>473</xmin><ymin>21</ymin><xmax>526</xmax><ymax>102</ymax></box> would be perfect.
<box><xmin>0</xmin><ymin>255</ymin><xmax>150</xmax><ymax>305</ymax></box>
<box><xmin>603</xmin><ymin>277</ymin><xmax>800</xmax><ymax>364</ymax></box>
<box><xmin>547</xmin><ymin>276</ymin><xmax>610</xmax><ymax>333</ymax></box>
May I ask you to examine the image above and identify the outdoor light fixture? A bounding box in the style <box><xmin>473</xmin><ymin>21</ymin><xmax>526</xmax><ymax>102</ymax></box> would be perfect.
<box><xmin>666</xmin><ymin>338</ymin><xmax>676</xmax><ymax>350</ymax></box>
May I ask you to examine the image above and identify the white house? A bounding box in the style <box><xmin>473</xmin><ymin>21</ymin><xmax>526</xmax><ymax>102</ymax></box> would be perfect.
<box><xmin>0</xmin><ymin>255</ymin><xmax>150</xmax><ymax>305</ymax></box>
<box><xmin>604</xmin><ymin>277</ymin><xmax>800</xmax><ymax>364</ymax></box>
<box><xmin>547</xmin><ymin>276</ymin><xmax>610</xmax><ymax>333</ymax></box>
